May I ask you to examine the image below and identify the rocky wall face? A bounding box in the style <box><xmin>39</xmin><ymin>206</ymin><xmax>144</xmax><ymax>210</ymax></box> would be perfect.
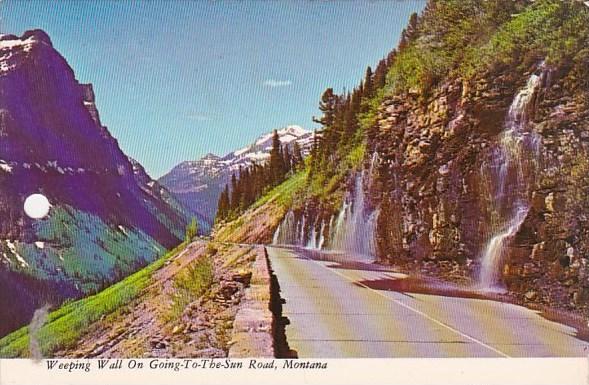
<box><xmin>370</xmin><ymin>63</ymin><xmax>589</xmax><ymax>312</ymax></box>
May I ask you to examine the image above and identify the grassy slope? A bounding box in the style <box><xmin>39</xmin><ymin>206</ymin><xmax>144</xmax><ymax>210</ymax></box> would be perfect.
<box><xmin>387</xmin><ymin>0</ymin><xmax>588</xmax><ymax>95</ymax></box>
<box><xmin>0</xmin><ymin>242</ymin><xmax>188</xmax><ymax>358</ymax></box>
<box><xmin>213</xmin><ymin>170</ymin><xmax>307</xmax><ymax>244</ymax></box>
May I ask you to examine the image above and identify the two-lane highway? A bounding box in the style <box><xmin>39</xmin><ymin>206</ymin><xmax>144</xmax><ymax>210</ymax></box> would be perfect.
<box><xmin>267</xmin><ymin>246</ymin><xmax>589</xmax><ymax>358</ymax></box>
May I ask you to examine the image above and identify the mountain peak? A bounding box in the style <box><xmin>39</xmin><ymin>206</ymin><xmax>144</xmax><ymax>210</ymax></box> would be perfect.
<box><xmin>1</xmin><ymin>30</ymin><xmax>58</xmax><ymax>76</ymax></box>
<box><xmin>159</xmin><ymin>125</ymin><xmax>314</xmax><ymax>226</ymax></box>
<box><xmin>277</xmin><ymin>125</ymin><xmax>309</xmax><ymax>136</ymax></box>
<box><xmin>0</xmin><ymin>29</ymin><xmax>53</xmax><ymax>48</ymax></box>
<box><xmin>21</xmin><ymin>29</ymin><xmax>53</xmax><ymax>46</ymax></box>
<box><xmin>202</xmin><ymin>152</ymin><xmax>220</xmax><ymax>160</ymax></box>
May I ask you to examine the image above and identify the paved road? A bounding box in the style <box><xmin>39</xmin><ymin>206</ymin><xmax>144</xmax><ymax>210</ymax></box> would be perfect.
<box><xmin>267</xmin><ymin>246</ymin><xmax>589</xmax><ymax>358</ymax></box>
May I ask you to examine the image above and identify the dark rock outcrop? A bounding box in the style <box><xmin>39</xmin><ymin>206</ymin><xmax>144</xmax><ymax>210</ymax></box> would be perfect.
<box><xmin>369</xmin><ymin>61</ymin><xmax>589</xmax><ymax>314</ymax></box>
<box><xmin>0</xmin><ymin>30</ymin><xmax>189</xmax><ymax>335</ymax></box>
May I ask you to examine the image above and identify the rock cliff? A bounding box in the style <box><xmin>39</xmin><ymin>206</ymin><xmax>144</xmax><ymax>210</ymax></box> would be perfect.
<box><xmin>0</xmin><ymin>30</ymin><xmax>189</xmax><ymax>335</ymax></box>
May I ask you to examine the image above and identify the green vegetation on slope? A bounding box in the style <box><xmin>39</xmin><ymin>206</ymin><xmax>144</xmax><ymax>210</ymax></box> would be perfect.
<box><xmin>386</xmin><ymin>0</ymin><xmax>589</xmax><ymax>94</ymax></box>
<box><xmin>213</xmin><ymin>170</ymin><xmax>307</xmax><ymax>243</ymax></box>
<box><xmin>251</xmin><ymin>169</ymin><xmax>308</xmax><ymax>211</ymax></box>
<box><xmin>215</xmin><ymin>130</ymin><xmax>305</xmax><ymax>224</ymax></box>
<box><xmin>0</xmin><ymin>242</ymin><xmax>188</xmax><ymax>358</ymax></box>
<box><xmin>163</xmin><ymin>247</ymin><xmax>215</xmax><ymax>322</ymax></box>
<box><xmin>304</xmin><ymin>0</ymin><xmax>589</xmax><ymax>211</ymax></box>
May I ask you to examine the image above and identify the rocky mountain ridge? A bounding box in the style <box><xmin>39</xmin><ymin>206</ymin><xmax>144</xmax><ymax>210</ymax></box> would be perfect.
<box><xmin>0</xmin><ymin>30</ymin><xmax>189</xmax><ymax>336</ymax></box>
<box><xmin>159</xmin><ymin>125</ymin><xmax>313</xmax><ymax>229</ymax></box>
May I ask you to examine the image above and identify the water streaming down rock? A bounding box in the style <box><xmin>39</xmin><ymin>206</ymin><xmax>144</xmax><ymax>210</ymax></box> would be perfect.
<box><xmin>272</xmin><ymin>153</ymin><xmax>380</xmax><ymax>255</ymax></box>
<box><xmin>306</xmin><ymin>219</ymin><xmax>318</xmax><ymax>249</ymax></box>
<box><xmin>478</xmin><ymin>65</ymin><xmax>548</xmax><ymax>290</ymax></box>
<box><xmin>329</xmin><ymin>173</ymin><xmax>375</xmax><ymax>256</ymax></box>
<box><xmin>328</xmin><ymin>153</ymin><xmax>379</xmax><ymax>258</ymax></box>
<box><xmin>273</xmin><ymin>210</ymin><xmax>298</xmax><ymax>245</ymax></box>
<box><xmin>317</xmin><ymin>221</ymin><xmax>326</xmax><ymax>249</ymax></box>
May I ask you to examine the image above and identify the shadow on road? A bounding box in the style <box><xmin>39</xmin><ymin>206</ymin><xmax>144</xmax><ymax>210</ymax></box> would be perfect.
<box><xmin>275</xmin><ymin>245</ymin><xmax>589</xmax><ymax>345</ymax></box>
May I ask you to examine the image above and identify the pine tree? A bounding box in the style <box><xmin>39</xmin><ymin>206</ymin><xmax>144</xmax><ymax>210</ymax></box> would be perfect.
<box><xmin>313</xmin><ymin>88</ymin><xmax>337</xmax><ymax>128</ymax></box>
<box><xmin>217</xmin><ymin>184</ymin><xmax>230</xmax><ymax>220</ymax></box>
<box><xmin>363</xmin><ymin>66</ymin><xmax>373</xmax><ymax>99</ymax></box>
<box><xmin>283</xmin><ymin>145</ymin><xmax>292</xmax><ymax>174</ymax></box>
<box><xmin>239</xmin><ymin>167</ymin><xmax>251</xmax><ymax>209</ymax></box>
<box><xmin>278</xmin><ymin>145</ymin><xmax>285</xmax><ymax>180</ymax></box>
<box><xmin>185</xmin><ymin>217</ymin><xmax>198</xmax><ymax>241</ymax></box>
<box><xmin>398</xmin><ymin>29</ymin><xmax>409</xmax><ymax>51</ymax></box>
<box><xmin>292</xmin><ymin>141</ymin><xmax>303</xmax><ymax>170</ymax></box>
<box><xmin>269</xmin><ymin>130</ymin><xmax>282</xmax><ymax>185</ymax></box>
<box><xmin>386</xmin><ymin>49</ymin><xmax>397</xmax><ymax>68</ymax></box>
<box><xmin>373</xmin><ymin>58</ymin><xmax>388</xmax><ymax>90</ymax></box>
<box><xmin>405</xmin><ymin>13</ymin><xmax>419</xmax><ymax>42</ymax></box>
<box><xmin>309</xmin><ymin>130</ymin><xmax>319</xmax><ymax>176</ymax></box>
<box><xmin>230</xmin><ymin>173</ymin><xmax>238</xmax><ymax>211</ymax></box>
<box><xmin>344</xmin><ymin>100</ymin><xmax>357</xmax><ymax>140</ymax></box>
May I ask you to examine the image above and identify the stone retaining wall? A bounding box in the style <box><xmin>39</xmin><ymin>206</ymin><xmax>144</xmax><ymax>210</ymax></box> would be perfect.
<box><xmin>228</xmin><ymin>246</ymin><xmax>274</xmax><ymax>357</ymax></box>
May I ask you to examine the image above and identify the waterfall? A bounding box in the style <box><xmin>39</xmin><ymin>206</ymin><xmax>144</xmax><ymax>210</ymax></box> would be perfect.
<box><xmin>272</xmin><ymin>225</ymin><xmax>280</xmax><ymax>245</ymax></box>
<box><xmin>317</xmin><ymin>221</ymin><xmax>326</xmax><ymax>249</ymax></box>
<box><xmin>479</xmin><ymin>65</ymin><xmax>547</xmax><ymax>290</ymax></box>
<box><xmin>330</xmin><ymin>173</ymin><xmax>371</xmax><ymax>254</ymax></box>
<box><xmin>272</xmin><ymin>152</ymin><xmax>380</xmax><ymax>256</ymax></box>
<box><xmin>306</xmin><ymin>219</ymin><xmax>317</xmax><ymax>249</ymax></box>
<box><xmin>328</xmin><ymin>153</ymin><xmax>379</xmax><ymax>258</ymax></box>
<box><xmin>273</xmin><ymin>210</ymin><xmax>298</xmax><ymax>245</ymax></box>
<box><xmin>299</xmin><ymin>215</ymin><xmax>306</xmax><ymax>246</ymax></box>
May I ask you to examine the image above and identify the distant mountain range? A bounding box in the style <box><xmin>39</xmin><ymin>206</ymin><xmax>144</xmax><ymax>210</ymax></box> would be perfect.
<box><xmin>159</xmin><ymin>125</ymin><xmax>315</xmax><ymax>229</ymax></box>
<box><xmin>0</xmin><ymin>30</ymin><xmax>190</xmax><ymax>336</ymax></box>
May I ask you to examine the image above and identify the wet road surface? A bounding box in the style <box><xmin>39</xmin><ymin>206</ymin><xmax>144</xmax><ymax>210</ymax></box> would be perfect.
<box><xmin>267</xmin><ymin>246</ymin><xmax>589</xmax><ymax>358</ymax></box>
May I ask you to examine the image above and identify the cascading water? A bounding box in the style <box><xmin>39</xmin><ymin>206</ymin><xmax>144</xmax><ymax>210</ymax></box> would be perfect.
<box><xmin>317</xmin><ymin>221</ymin><xmax>326</xmax><ymax>249</ymax></box>
<box><xmin>306</xmin><ymin>219</ymin><xmax>318</xmax><ymax>249</ymax></box>
<box><xmin>479</xmin><ymin>65</ymin><xmax>547</xmax><ymax>290</ymax></box>
<box><xmin>272</xmin><ymin>152</ymin><xmax>380</xmax><ymax>258</ymax></box>
<box><xmin>328</xmin><ymin>153</ymin><xmax>379</xmax><ymax>258</ymax></box>
<box><xmin>273</xmin><ymin>210</ymin><xmax>298</xmax><ymax>245</ymax></box>
<box><xmin>329</xmin><ymin>172</ymin><xmax>376</xmax><ymax>256</ymax></box>
<box><xmin>298</xmin><ymin>215</ymin><xmax>306</xmax><ymax>245</ymax></box>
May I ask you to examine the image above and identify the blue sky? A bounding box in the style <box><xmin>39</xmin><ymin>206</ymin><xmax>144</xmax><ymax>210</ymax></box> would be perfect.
<box><xmin>3</xmin><ymin>0</ymin><xmax>425</xmax><ymax>178</ymax></box>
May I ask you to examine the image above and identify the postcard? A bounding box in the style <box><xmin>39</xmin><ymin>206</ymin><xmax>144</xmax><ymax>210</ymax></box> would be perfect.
<box><xmin>0</xmin><ymin>1</ymin><xmax>588</xmax><ymax>384</ymax></box>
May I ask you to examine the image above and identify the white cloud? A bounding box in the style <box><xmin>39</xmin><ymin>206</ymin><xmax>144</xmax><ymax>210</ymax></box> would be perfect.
<box><xmin>263</xmin><ymin>79</ymin><xmax>292</xmax><ymax>88</ymax></box>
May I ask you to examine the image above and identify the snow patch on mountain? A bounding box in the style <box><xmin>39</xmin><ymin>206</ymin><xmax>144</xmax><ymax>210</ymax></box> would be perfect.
<box><xmin>159</xmin><ymin>125</ymin><xmax>315</xmax><ymax>228</ymax></box>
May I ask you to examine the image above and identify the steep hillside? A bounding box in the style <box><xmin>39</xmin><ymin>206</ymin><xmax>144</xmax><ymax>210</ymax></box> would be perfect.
<box><xmin>0</xmin><ymin>30</ymin><xmax>189</xmax><ymax>336</ymax></box>
<box><xmin>159</xmin><ymin>125</ymin><xmax>313</xmax><ymax>229</ymax></box>
<box><xmin>244</xmin><ymin>0</ymin><xmax>589</xmax><ymax>315</ymax></box>
<box><xmin>213</xmin><ymin>170</ymin><xmax>307</xmax><ymax>244</ymax></box>
<box><xmin>0</xmin><ymin>240</ymin><xmax>264</xmax><ymax>358</ymax></box>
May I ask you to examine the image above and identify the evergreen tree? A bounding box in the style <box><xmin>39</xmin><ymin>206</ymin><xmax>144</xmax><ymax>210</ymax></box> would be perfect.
<box><xmin>185</xmin><ymin>217</ymin><xmax>198</xmax><ymax>241</ymax></box>
<box><xmin>309</xmin><ymin>130</ymin><xmax>319</xmax><ymax>175</ymax></box>
<box><xmin>405</xmin><ymin>13</ymin><xmax>419</xmax><ymax>41</ymax></box>
<box><xmin>386</xmin><ymin>49</ymin><xmax>397</xmax><ymax>68</ymax></box>
<box><xmin>344</xmin><ymin>100</ymin><xmax>358</xmax><ymax>140</ymax></box>
<box><xmin>217</xmin><ymin>184</ymin><xmax>230</xmax><ymax>220</ymax></box>
<box><xmin>363</xmin><ymin>66</ymin><xmax>374</xmax><ymax>99</ymax></box>
<box><xmin>313</xmin><ymin>88</ymin><xmax>337</xmax><ymax>128</ymax></box>
<box><xmin>269</xmin><ymin>130</ymin><xmax>283</xmax><ymax>185</ymax></box>
<box><xmin>230</xmin><ymin>173</ymin><xmax>238</xmax><ymax>211</ymax></box>
<box><xmin>283</xmin><ymin>145</ymin><xmax>292</xmax><ymax>174</ymax></box>
<box><xmin>292</xmin><ymin>141</ymin><xmax>303</xmax><ymax>170</ymax></box>
<box><xmin>373</xmin><ymin>58</ymin><xmax>388</xmax><ymax>89</ymax></box>
<box><xmin>239</xmin><ymin>167</ymin><xmax>252</xmax><ymax>209</ymax></box>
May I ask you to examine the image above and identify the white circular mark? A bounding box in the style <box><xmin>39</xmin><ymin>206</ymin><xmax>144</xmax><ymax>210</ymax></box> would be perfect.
<box><xmin>24</xmin><ymin>194</ymin><xmax>51</xmax><ymax>219</ymax></box>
